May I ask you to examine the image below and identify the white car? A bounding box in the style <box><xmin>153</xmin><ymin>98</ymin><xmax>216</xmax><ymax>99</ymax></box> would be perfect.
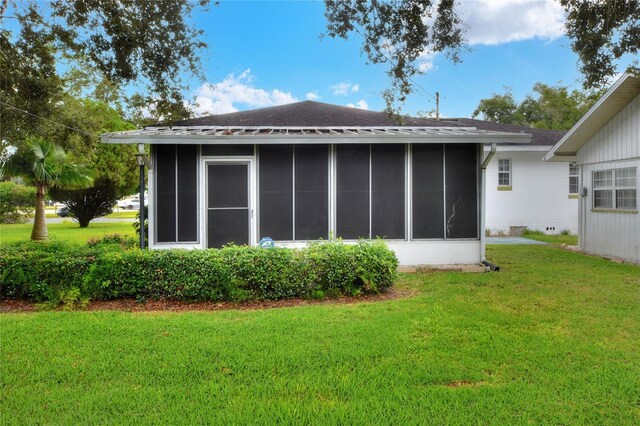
<box><xmin>118</xmin><ymin>198</ymin><xmax>140</xmax><ymax>210</ymax></box>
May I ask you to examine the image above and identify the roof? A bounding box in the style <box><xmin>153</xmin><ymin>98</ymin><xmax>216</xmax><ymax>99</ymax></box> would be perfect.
<box><xmin>442</xmin><ymin>118</ymin><xmax>567</xmax><ymax>146</ymax></box>
<box><xmin>544</xmin><ymin>71</ymin><xmax>640</xmax><ymax>162</ymax></box>
<box><xmin>101</xmin><ymin>100</ymin><xmax>532</xmax><ymax>145</ymax></box>
<box><xmin>168</xmin><ymin>101</ymin><xmax>451</xmax><ymax>127</ymax></box>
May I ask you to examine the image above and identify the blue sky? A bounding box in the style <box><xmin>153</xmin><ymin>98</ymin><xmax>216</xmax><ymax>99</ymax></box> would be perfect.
<box><xmin>181</xmin><ymin>0</ymin><xmax>632</xmax><ymax>119</ymax></box>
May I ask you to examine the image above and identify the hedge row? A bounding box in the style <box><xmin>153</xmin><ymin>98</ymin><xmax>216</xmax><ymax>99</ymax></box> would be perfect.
<box><xmin>0</xmin><ymin>238</ymin><xmax>398</xmax><ymax>303</ymax></box>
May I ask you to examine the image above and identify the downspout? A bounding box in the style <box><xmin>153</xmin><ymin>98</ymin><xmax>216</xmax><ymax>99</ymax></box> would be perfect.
<box><xmin>480</xmin><ymin>143</ymin><xmax>497</xmax><ymax>263</ymax></box>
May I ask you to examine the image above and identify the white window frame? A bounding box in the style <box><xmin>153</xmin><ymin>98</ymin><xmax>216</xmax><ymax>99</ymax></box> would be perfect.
<box><xmin>569</xmin><ymin>164</ymin><xmax>579</xmax><ymax>195</ymax></box>
<box><xmin>592</xmin><ymin>167</ymin><xmax>637</xmax><ymax>210</ymax></box>
<box><xmin>498</xmin><ymin>159</ymin><xmax>511</xmax><ymax>187</ymax></box>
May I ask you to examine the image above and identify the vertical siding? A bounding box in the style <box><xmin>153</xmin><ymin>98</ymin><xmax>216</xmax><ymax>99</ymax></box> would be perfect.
<box><xmin>577</xmin><ymin>94</ymin><xmax>640</xmax><ymax>165</ymax></box>
<box><xmin>581</xmin><ymin>160</ymin><xmax>640</xmax><ymax>262</ymax></box>
<box><xmin>485</xmin><ymin>150</ymin><xmax>579</xmax><ymax>234</ymax></box>
<box><xmin>577</xmin><ymin>92</ymin><xmax>640</xmax><ymax>262</ymax></box>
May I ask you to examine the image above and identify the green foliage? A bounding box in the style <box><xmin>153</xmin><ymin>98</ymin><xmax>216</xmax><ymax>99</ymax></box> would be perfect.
<box><xmin>473</xmin><ymin>83</ymin><xmax>604</xmax><ymax>130</ymax></box>
<box><xmin>562</xmin><ymin>1</ymin><xmax>639</xmax><ymax>88</ymax></box>
<box><xmin>49</xmin><ymin>176</ymin><xmax>118</xmax><ymax>228</ymax></box>
<box><xmin>133</xmin><ymin>205</ymin><xmax>148</xmax><ymax>246</ymax></box>
<box><xmin>0</xmin><ymin>240</ymin><xmax>399</xmax><ymax>304</ymax></box>
<box><xmin>0</xmin><ymin>181</ymin><xmax>36</xmax><ymax>224</ymax></box>
<box><xmin>324</xmin><ymin>0</ymin><xmax>464</xmax><ymax>113</ymax></box>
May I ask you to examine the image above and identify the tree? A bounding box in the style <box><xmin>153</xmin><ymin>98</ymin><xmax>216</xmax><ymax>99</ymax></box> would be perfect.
<box><xmin>472</xmin><ymin>89</ymin><xmax>518</xmax><ymax>124</ymax></box>
<box><xmin>561</xmin><ymin>0</ymin><xmax>640</xmax><ymax>89</ymax></box>
<box><xmin>49</xmin><ymin>177</ymin><xmax>116</xmax><ymax>228</ymax></box>
<box><xmin>324</xmin><ymin>0</ymin><xmax>464</xmax><ymax>114</ymax></box>
<box><xmin>324</xmin><ymin>0</ymin><xmax>638</xmax><ymax>111</ymax></box>
<box><xmin>1</xmin><ymin>139</ymin><xmax>92</xmax><ymax>240</ymax></box>
<box><xmin>0</xmin><ymin>181</ymin><xmax>36</xmax><ymax>224</ymax></box>
<box><xmin>472</xmin><ymin>83</ymin><xmax>604</xmax><ymax>130</ymax></box>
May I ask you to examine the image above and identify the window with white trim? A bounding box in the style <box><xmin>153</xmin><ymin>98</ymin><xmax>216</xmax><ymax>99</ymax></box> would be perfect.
<box><xmin>498</xmin><ymin>159</ymin><xmax>511</xmax><ymax>186</ymax></box>
<box><xmin>569</xmin><ymin>164</ymin><xmax>579</xmax><ymax>194</ymax></box>
<box><xmin>593</xmin><ymin>167</ymin><xmax>636</xmax><ymax>210</ymax></box>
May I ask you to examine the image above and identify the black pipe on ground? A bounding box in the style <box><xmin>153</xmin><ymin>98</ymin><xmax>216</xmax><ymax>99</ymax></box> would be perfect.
<box><xmin>481</xmin><ymin>260</ymin><xmax>501</xmax><ymax>272</ymax></box>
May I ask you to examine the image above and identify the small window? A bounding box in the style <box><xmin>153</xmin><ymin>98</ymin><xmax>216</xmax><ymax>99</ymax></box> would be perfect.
<box><xmin>569</xmin><ymin>164</ymin><xmax>579</xmax><ymax>194</ymax></box>
<box><xmin>593</xmin><ymin>168</ymin><xmax>636</xmax><ymax>210</ymax></box>
<box><xmin>498</xmin><ymin>159</ymin><xmax>511</xmax><ymax>186</ymax></box>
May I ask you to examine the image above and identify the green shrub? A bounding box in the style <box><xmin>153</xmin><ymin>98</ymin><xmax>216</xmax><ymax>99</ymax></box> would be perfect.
<box><xmin>560</xmin><ymin>229</ymin><xmax>571</xmax><ymax>236</ymax></box>
<box><xmin>0</xmin><ymin>181</ymin><xmax>36</xmax><ymax>224</ymax></box>
<box><xmin>0</xmin><ymin>239</ymin><xmax>399</xmax><ymax>304</ymax></box>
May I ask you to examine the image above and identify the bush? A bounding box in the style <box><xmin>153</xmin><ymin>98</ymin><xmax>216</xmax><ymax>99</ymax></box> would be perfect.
<box><xmin>0</xmin><ymin>181</ymin><xmax>36</xmax><ymax>224</ymax></box>
<box><xmin>0</xmin><ymin>240</ymin><xmax>398</xmax><ymax>305</ymax></box>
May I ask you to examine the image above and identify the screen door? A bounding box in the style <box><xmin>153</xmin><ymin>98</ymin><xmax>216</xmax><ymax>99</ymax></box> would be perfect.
<box><xmin>206</xmin><ymin>163</ymin><xmax>250</xmax><ymax>248</ymax></box>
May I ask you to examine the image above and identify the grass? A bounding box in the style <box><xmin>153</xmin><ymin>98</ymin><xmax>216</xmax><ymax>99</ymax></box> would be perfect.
<box><xmin>523</xmin><ymin>233</ymin><xmax>579</xmax><ymax>245</ymax></box>
<box><xmin>0</xmin><ymin>221</ymin><xmax>136</xmax><ymax>244</ymax></box>
<box><xmin>1</xmin><ymin>245</ymin><xmax>639</xmax><ymax>424</ymax></box>
<box><xmin>42</xmin><ymin>211</ymin><xmax>138</xmax><ymax>219</ymax></box>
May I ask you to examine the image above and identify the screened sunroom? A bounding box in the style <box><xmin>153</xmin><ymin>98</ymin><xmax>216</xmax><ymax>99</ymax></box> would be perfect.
<box><xmin>102</xmin><ymin>101</ymin><xmax>530</xmax><ymax>265</ymax></box>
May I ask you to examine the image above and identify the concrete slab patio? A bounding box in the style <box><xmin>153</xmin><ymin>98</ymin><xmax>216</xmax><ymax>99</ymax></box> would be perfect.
<box><xmin>486</xmin><ymin>237</ymin><xmax>549</xmax><ymax>245</ymax></box>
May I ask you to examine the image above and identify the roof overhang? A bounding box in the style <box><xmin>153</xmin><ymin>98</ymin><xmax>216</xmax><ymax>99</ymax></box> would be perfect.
<box><xmin>544</xmin><ymin>71</ymin><xmax>640</xmax><ymax>162</ymax></box>
<box><xmin>101</xmin><ymin>126</ymin><xmax>531</xmax><ymax>145</ymax></box>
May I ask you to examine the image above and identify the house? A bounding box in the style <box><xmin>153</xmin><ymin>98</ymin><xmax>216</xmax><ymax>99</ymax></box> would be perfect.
<box><xmin>444</xmin><ymin>118</ymin><xmax>577</xmax><ymax>235</ymax></box>
<box><xmin>102</xmin><ymin>101</ymin><xmax>531</xmax><ymax>265</ymax></box>
<box><xmin>545</xmin><ymin>71</ymin><xmax>640</xmax><ymax>263</ymax></box>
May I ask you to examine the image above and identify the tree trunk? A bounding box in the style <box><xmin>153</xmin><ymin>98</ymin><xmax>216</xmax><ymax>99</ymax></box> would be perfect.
<box><xmin>78</xmin><ymin>218</ymin><xmax>90</xmax><ymax>228</ymax></box>
<box><xmin>30</xmin><ymin>184</ymin><xmax>48</xmax><ymax>241</ymax></box>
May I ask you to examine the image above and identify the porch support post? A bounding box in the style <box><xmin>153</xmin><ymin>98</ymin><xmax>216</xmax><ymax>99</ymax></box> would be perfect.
<box><xmin>136</xmin><ymin>143</ymin><xmax>146</xmax><ymax>249</ymax></box>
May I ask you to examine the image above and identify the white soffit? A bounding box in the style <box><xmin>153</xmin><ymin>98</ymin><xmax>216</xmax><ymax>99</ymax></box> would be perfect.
<box><xmin>545</xmin><ymin>72</ymin><xmax>640</xmax><ymax>162</ymax></box>
<box><xmin>101</xmin><ymin>126</ymin><xmax>531</xmax><ymax>145</ymax></box>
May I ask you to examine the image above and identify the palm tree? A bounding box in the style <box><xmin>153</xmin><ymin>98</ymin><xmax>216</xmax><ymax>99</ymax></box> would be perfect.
<box><xmin>1</xmin><ymin>138</ymin><xmax>93</xmax><ymax>240</ymax></box>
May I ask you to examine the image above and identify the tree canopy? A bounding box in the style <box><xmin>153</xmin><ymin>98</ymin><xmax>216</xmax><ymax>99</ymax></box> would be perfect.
<box><xmin>472</xmin><ymin>83</ymin><xmax>604</xmax><ymax>130</ymax></box>
<box><xmin>324</xmin><ymin>0</ymin><xmax>639</xmax><ymax>111</ymax></box>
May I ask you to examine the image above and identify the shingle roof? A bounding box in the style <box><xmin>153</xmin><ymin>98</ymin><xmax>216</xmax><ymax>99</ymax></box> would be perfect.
<box><xmin>442</xmin><ymin>118</ymin><xmax>567</xmax><ymax>146</ymax></box>
<box><xmin>167</xmin><ymin>100</ymin><xmax>453</xmax><ymax>128</ymax></box>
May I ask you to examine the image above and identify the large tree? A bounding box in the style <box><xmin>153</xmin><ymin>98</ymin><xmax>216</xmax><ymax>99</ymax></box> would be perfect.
<box><xmin>0</xmin><ymin>139</ymin><xmax>92</xmax><ymax>240</ymax></box>
<box><xmin>472</xmin><ymin>83</ymin><xmax>604</xmax><ymax>130</ymax></box>
<box><xmin>1</xmin><ymin>0</ymin><xmax>209</xmax><ymax>145</ymax></box>
<box><xmin>324</xmin><ymin>0</ymin><xmax>639</xmax><ymax>111</ymax></box>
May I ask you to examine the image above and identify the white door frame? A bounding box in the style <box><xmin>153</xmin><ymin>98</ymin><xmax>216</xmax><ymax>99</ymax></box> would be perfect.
<box><xmin>200</xmin><ymin>158</ymin><xmax>256</xmax><ymax>248</ymax></box>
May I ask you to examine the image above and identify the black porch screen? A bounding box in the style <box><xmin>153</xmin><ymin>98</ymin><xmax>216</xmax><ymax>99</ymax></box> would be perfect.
<box><xmin>207</xmin><ymin>164</ymin><xmax>249</xmax><ymax>248</ymax></box>
<box><xmin>444</xmin><ymin>144</ymin><xmax>478</xmax><ymax>238</ymax></box>
<box><xmin>412</xmin><ymin>144</ymin><xmax>444</xmax><ymax>239</ymax></box>
<box><xmin>295</xmin><ymin>145</ymin><xmax>329</xmax><ymax>240</ymax></box>
<box><xmin>336</xmin><ymin>144</ymin><xmax>370</xmax><ymax>239</ymax></box>
<box><xmin>259</xmin><ymin>145</ymin><xmax>293</xmax><ymax>240</ymax></box>
<box><xmin>155</xmin><ymin>144</ymin><xmax>177</xmax><ymax>242</ymax></box>
<box><xmin>371</xmin><ymin>144</ymin><xmax>405</xmax><ymax>239</ymax></box>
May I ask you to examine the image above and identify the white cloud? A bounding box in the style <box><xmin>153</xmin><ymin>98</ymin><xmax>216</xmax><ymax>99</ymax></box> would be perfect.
<box><xmin>331</xmin><ymin>82</ymin><xmax>359</xmax><ymax>96</ymax></box>
<box><xmin>305</xmin><ymin>91</ymin><xmax>320</xmax><ymax>101</ymax></box>
<box><xmin>346</xmin><ymin>100</ymin><xmax>369</xmax><ymax>110</ymax></box>
<box><xmin>460</xmin><ymin>0</ymin><xmax>565</xmax><ymax>46</ymax></box>
<box><xmin>417</xmin><ymin>51</ymin><xmax>436</xmax><ymax>73</ymax></box>
<box><xmin>190</xmin><ymin>69</ymin><xmax>298</xmax><ymax>115</ymax></box>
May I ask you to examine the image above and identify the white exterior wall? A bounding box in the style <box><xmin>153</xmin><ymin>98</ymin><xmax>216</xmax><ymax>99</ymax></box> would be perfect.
<box><xmin>576</xmin><ymin>94</ymin><xmax>640</xmax><ymax>263</ymax></box>
<box><xmin>485</xmin><ymin>150</ymin><xmax>578</xmax><ymax>234</ymax></box>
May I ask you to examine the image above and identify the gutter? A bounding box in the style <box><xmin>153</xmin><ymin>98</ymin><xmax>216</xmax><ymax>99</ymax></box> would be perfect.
<box><xmin>480</xmin><ymin>143</ymin><xmax>497</xmax><ymax>263</ymax></box>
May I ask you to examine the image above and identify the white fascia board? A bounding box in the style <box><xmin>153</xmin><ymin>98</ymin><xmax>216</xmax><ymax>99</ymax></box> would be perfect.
<box><xmin>544</xmin><ymin>72</ymin><xmax>640</xmax><ymax>162</ymax></box>
<box><xmin>484</xmin><ymin>145</ymin><xmax>551</xmax><ymax>152</ymax></box>
<box><xmin>102</xmin><ymin>134</ymin><xmax>531</xmax><ymax>145</ymax></box>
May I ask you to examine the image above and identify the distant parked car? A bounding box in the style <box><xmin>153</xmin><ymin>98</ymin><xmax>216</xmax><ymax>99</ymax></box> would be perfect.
<box><xmin>119</xmin><ymin>198</ymin><xmax>140</xmax><ymax>210</ymax></box>
<box><xmin>56</xmin><ymin>206</ymin><xmax>70</xmax><ymax>217</ymax></box>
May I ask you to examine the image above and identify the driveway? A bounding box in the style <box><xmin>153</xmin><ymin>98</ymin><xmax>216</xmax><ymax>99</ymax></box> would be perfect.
<box><xmin>486</xmin><ymin>237</ymin><xmax>548</xmax><ymax>245</ymax></box>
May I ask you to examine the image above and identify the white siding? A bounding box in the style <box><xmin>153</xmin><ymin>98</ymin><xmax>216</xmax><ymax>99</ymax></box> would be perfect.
<box><xmin>580</xmin><ymin>159</ymin><xmax>640</xmax><ymax>262</ymax></box>
<box><xmin>486</xmin><ymin>151</ymin><xmax>578</xmax><ymax>234</ymax></box>
<box><xmin>577</xmin><ymin>94</ymin><xmax>639</xmax><ymax>165</ymax></box>
<box><xmin>575</xmin><ymin>92</ymin><xmax>640</xmax><ymax>263</ymax></box>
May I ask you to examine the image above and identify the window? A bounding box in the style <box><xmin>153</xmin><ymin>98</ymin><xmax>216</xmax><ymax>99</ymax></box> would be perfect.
<box><xmin>593</xmin><ymin>167</ymin><xmax>636</xmax><ymax>210</ymax></box>
<box><xmin>569</xmin><ymin>164</ymin><xmax>579</xmax><ymax>194</ymax></box>
<box><xmin>498</xmin><ymin>159</ymin><xmax>511</xmax><ymax>186</ymax></box>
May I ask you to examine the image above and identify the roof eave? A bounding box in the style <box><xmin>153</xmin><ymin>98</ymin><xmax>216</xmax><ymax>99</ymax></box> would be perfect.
<box><xmin>545</xmin><ymin>71</ymin><xmax>640</xmax><ymax>162</ymax></box>
<box><xmin>101</xmin><ymin>133</ymin><xmax>531</xmax><ymax>145</ymax></box>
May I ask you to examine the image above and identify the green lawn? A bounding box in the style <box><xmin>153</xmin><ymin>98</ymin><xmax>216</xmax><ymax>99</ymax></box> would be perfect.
<box><xmin>0</xmin><ymin>222</ymin><xmax>136</xmax><ymax>244</ymax></box>
<box><xmin>2</xmin><ymin>245</ymin><xmax>639</xmax><ymax>424</ymax></box>
<box><xmin>524</xmin><ymin>233</ymin><xmax>579</xmax><ymax>245</ymax></box>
